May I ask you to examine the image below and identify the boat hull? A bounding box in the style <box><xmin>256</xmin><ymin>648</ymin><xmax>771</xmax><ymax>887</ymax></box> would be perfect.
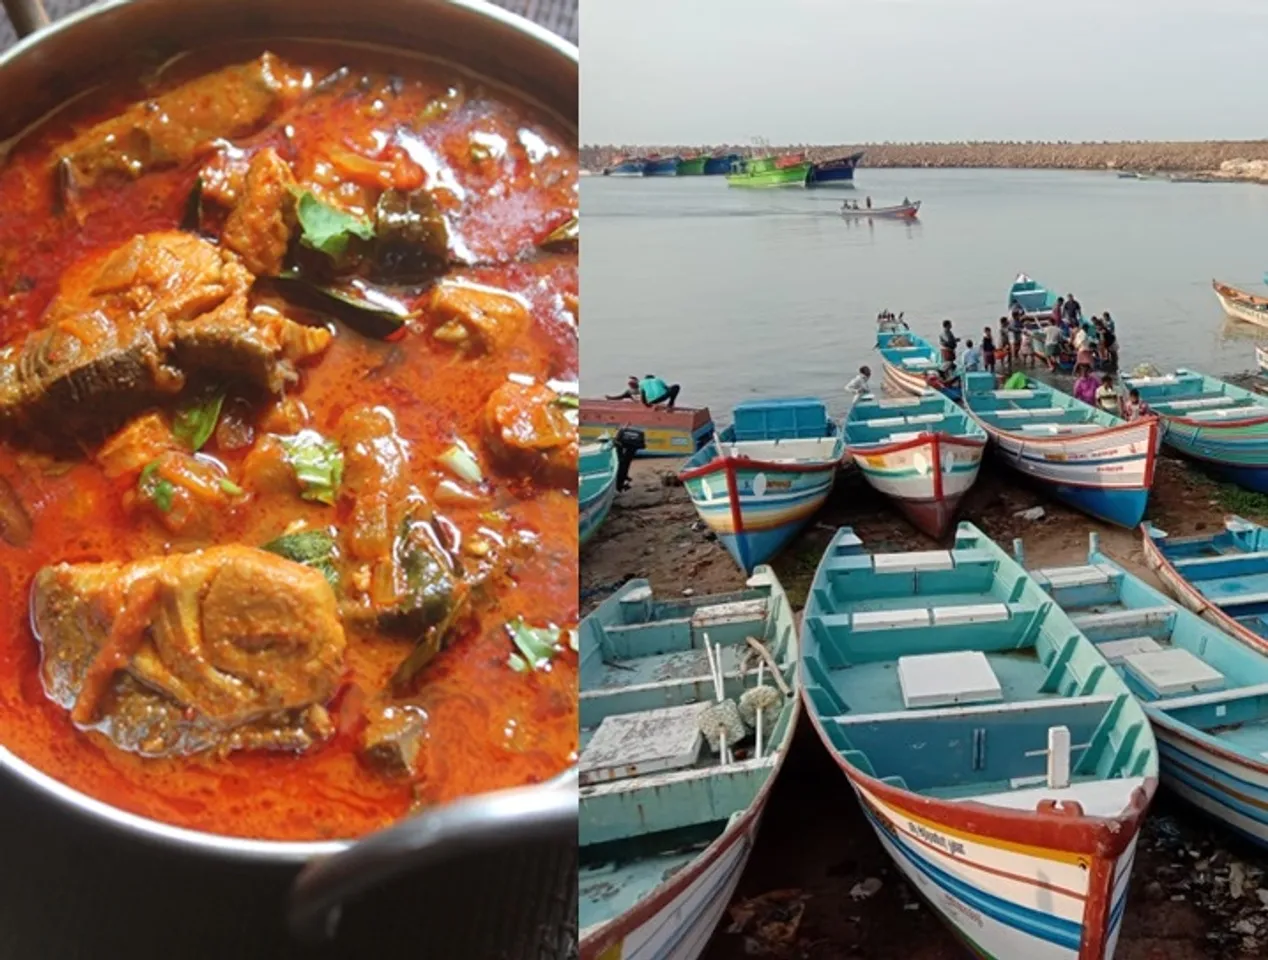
<box><xmin>807</xmin><ymin>152</ymin><xmax>863</xmax><ymax>186</ymax></box>
<box><xmin>880</xmin><ymin>360</ymin><xmax>961</xmax><ymax>402</ymax></box>
<box><xmin>967</xmin><ymin>416</ymin><xmax>1158</xmax><ymax>527</ymax></box>
<box><xmin>703</xmin><ymin>154</ymin><xmax>740</xmax><ymax>175</ymax></box>
<box><xmin>848</xmin><ymin>433</ymin><xmax>985</xmax><ymax>538</ymax></box>
<box><xmin>643</xmin><ymin>157</ymin><xmax>680</xmax><ymax>176</ymax></box>
<box><xmin>604</xmin><ymin>160</ymin><xmax>646</xmax><ymax>176</ymax></box>
<box><xmin>1214</xmin><ymin>282</ymin><xmax>1268</xmax><ymax>330</ymax></box>
<box><xmin>1155</xmin><ymin>416</ymin><xmax>1268</xmax><ymax>492</ymax></box>
<box><xmin>725</xmin><ymin>162</ymin><xmax>812</xmax><ymax>188</ymax></box>
<box><xmin>579</xmin><ymin>444</ymin><xmax>618</xmax><ymax>546</ymax></box>
<box><xmin>681</xmin><ymin>455</ymin><xmax>838</xmax><ymax>571</ymax></box>
<box><xmin>580</xmin><ymin>400</ymin><xmax>715</xmax><ymax>458</ymax></box>
<box><xmin>676</xmin><ymin>156</ymin><xmax>707</xmax><ymax>175</ymax></box>
<box><xmin>840</xmin><ymin>202</ymin><xmax>920</xmax><ymax>219</ymax></box>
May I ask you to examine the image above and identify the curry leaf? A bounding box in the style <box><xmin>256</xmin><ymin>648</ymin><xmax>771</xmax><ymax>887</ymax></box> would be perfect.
<box><xmin>507</xmin><ymin>618</ymin><xmax>562</xmax><ymax>671</ymax></box>
<box><xmin>295</xmin><ymin>190</ymin><xmax>375</xmax><ymax>261</ymax></box>
<box><xmin>262</xmin><ymin>528</ymin><xmax>340</xmax><ymax>589</ymax></box>
<box><xmin>278</xmin><ymin>430</ymin><xmax>344</xmax><ymax>505</ymax></box>
<box><xmin>172</xmin><ymin>392</ymin><xmax>225</xmax><ymax>451</ymax></box>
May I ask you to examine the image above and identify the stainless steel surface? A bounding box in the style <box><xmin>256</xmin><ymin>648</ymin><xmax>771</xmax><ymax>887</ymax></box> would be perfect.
<box><xmin>289</xmin><ymin>769</ymin><xmax>578</xmax><ymax>943</ymax></box>
<box><xmin>0</xmin><ymin>0</ymin><xmax>48</xmax><ymax>37</ymax></box>
<box><xmin>0</xmin><ymin>0</ymin><xmax>576</xmax><ymax>866</ymax></box>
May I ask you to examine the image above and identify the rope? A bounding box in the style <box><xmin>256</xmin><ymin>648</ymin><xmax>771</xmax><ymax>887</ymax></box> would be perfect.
<box><xmin>744</xmin><ymin>636</ymin><xmax>791</xmax><ymax>696</ymax></box>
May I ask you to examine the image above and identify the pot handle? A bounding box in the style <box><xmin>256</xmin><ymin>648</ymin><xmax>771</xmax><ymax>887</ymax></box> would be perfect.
<box><xmin>287</xmin><ymin>766</ymin><xmax>578</xmax><ymax>943</ymax></box>
<box><xmin>2</xmin><ymin>0</ymin><xmax>49</xmax><ymax>37</ymax></box>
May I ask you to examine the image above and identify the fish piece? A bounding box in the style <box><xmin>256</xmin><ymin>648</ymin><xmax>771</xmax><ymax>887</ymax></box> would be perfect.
<box><xmin>220</xmin><ymin>148</ymin><xmax>298</xmax><ymax>276</ymax></box>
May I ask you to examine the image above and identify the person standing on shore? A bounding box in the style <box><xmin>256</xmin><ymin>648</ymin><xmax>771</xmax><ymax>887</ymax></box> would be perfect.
<box><xmin>982</xmin><ymin>327</ymin><xmax>996</xmax><ymax>373</ymax></box>
<box><xmin>1064</xmin><ymin>293</ymin><xmax>1082</xmax><ymax>323</ymax></box>
<box><xmin>999</xmin><ymin>317</ymin><xmax>1014</xmax><ymax>370</ymax></box>
<box><xmin>961</xmin><ymin>338</ymin><xmax>983</xmax><ymax>372</ymax></box>
<box><xmin>865</xmin><ymin>196</ymin><xmax>872</xmax><ymax>209</ymax></box>
<box><xmin>1043</xmin><ymin>320</ymin><xmax>1063</xmax><ymax>370</ymax></box>
<box><xmin>1051</xmin><ymin>296</ymin><xmax>1065</xmax><ymax>326</ymax></box>
<box><xmin>939</xmin><ymin>319</ymin><xmax>959</xmax><ymax>362</ymax></box>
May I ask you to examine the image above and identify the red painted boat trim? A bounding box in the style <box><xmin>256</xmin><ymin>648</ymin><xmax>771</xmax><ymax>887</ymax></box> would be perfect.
<box><xmin>1163</xmin><ymin>411</ymin><xmax>1268</xmax><ymax>429</ymax></box>
<box><xmin>579</xmin><ymin>700</ymin><xmax>803</xmax><ymax>960</ymax></box>
<box><xmin>678</xmin><ymin>452</ymin><xmax>843</xmax><ymax>483</ymax></box>
<box><xmin>1079</xmin><ymin>850</ymin><xmax>1116</xmax><ymax>957</ymax></box>
<box><xmin>931</xmin><ymin>433</ymin><xmax>944</xmax><ymax>503</ymax></box>
<box><xmin>724</xmin><ymin>460</ymin><xmax>745</xmax><ymax>536</ymax></box>
<box><xmin>1139</xmin><ymin>523</ymin><xmax>1268</xmax><ymax>657</ymax></box>
<box><xmin>845</xmin><ymin>431</ymin><xmax>986</xmax><ymax>460</ymax></box>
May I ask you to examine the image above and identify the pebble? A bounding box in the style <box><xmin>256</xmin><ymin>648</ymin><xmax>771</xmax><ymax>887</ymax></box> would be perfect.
<box><xmin>849</xmin><ymin>878</ymin><xmax>882</xmax><ymax>901</ymax></box>
<box><xmin>682</xmin><ymin>588</ymin><xmax>694</xmax><ymax>597</ymax></box>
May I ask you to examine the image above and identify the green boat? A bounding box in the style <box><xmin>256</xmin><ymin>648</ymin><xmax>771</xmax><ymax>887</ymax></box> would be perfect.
<box><xmin>676</xmin><ymin>155</ymin><xmax>707</xmax><ymax>176</ymax></box>
<box><xmin>725</xmin><ymin>154</ymin><xmax>812</xmax><ymax>188</ymax></box>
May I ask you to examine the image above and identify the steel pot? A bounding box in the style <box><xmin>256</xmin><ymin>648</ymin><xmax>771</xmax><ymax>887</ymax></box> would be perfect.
<box><xmin>0</xmin><ymin>0</ymin><xmax>577</xmax><ymax>953</ymax></box>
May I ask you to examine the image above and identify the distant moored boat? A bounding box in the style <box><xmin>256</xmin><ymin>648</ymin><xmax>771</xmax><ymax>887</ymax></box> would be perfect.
<box><xmin>643</xmin><ymin>155</ymin><xmax>681</xmax><ymax>176</ymax></box>
<box><xmin>677</xmin><ymin>155</ymin><xmax>707</xmax><ymax>175</ymax></box>
<box><xmin>703</xmin><ymin>152</ymin><xmax>742</xmax><ymax>175</ymax></box>
<box><xmin>840</xmin><ymin>200</ymin><xmax>920</xmax><ymax>219</ymax></box>
<box><xmin>808</xmin><ymin>151</ymin><xmax>864</xmax><ymax>186</ymax></box>
<box><xmin>603</xmin><ymin>157</ymin><xmax>647</xmax><ymax>176</ymax></box>
<box><xmin>1213</xmin><ymin>279</ymin><xmax>1268</xmax><ymax>331</ymax></box>
<box><xmin>725</xmin><ymin>154</ymin><xmax>812</xmax><ymax>188</ymax></box>
<box><xmin>1008</xmin><ymin>273</ymin><xmax>1059</xmax><ymax>320</ymax></box>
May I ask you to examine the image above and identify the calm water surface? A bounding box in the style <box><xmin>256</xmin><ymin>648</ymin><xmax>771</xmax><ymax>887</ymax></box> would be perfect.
<box><xmin>582</xmin><ymin>169</ymin><xmax>1268</xmax><ymax>421</ymax></box>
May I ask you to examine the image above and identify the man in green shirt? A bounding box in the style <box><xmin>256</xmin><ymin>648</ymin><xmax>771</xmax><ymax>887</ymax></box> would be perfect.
<box><xmin>606</xmin><ymin>375</ymin><xmax>681</xmax><ymax>411</ymax></box>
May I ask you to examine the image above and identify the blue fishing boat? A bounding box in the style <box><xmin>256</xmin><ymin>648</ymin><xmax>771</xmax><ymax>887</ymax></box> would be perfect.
<box><xmin>800</xmin><ymin>524</ymin><xmax>1157</xmax><ymax>960</ymax></box>
<box><xmin>876</xmin><ymin>321</ymin><xmax>959</xmax><ymax>401</ymax></box>
<box><xmin>807</xmin><ymin>151</ymin><xmax>864</xmax><ymax>187</ymax></box>
<box><xmin>1009</xmin><ymin>273</ymin><xmax>1058</xmax><ymax>319</ymax></box>
<box><xmin>1123</xmin><ymin>368</ymin><xmax>1268</xmax><ymax>493</ymax></box>
<box><xmin>604</xmin><ymin>157</ymin><xmax>647</xmax><ymax>176</ymax></box>
<box><xmin>579</xmin><ymin>569</ymin><xmax>800</xmax><ymax>960</ymax></box>
<box><xmin>844</xmin><ymin>389</ymin><xmax>987</xmax><ymax>537</ymax></box>
<box><xmin>962</xmin><ymin>372</ymin><xmax>1159</xmax><ymax>527</ymax></box>
<box><xmin>703</xmin><ymin>153</ymin><xmax>741</xmax><ymax>175</ymax></box>
<box><xmin>680</xmin><ymin>398</ymin><xmax>843</xmax><ymax>573</ymax></box>
<box><xmin>580</xmin><ymin>441</ymin><xmax>618</xmax><ymax>545</ymax></box>
<box><xmin>1033</xmin><ymin>530</ymin><xmax>1268</xmax><ymax>850</ymax></box>
<box><xmin>643</xmin><ymin>155</ymin><xmax>681</xmax><ymax>176</ymax></box>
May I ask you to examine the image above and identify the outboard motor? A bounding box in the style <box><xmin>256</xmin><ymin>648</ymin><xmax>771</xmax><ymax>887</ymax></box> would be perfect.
<box><xmin>613</xmin><ymin>427</ymin><xmax>645</xmax><ymax>491</ymax></box>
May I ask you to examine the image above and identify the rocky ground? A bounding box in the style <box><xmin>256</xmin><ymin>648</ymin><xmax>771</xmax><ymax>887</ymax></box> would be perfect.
<box><xmin>581</xmin><ymin>455</ymin><xmax>1268</xmax><ymax>959</ymax></box>
<box><xmin>581</xmin><ymin>141</ymin><xmax>1268</xmax><ymax>181</ymax></box>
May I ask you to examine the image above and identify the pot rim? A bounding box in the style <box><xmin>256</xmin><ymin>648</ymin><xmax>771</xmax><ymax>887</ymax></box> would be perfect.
<box><xmin>0</xmin><ymin>0</ymin><xmax>577</xmax><ymax>863</ymax></box>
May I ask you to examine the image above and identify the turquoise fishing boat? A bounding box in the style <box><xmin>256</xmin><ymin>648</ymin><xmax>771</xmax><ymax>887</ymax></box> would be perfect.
<box><xmin>1009</xmin><ymin>273</ymin><xmax>1058</xmax><ymax>319</ymax></box>
<box><xmin>680</xmin><ymin>398</ymin><xmax>844</xmax><ymax>573</ymax></box>
<box><xmin>800</xmin><ymin>524</ymin><xmax>1157</xmax><ymax>960</ymax></box>
<box><xmin>844</xmin><ymin>389</ymin><xmax>986</xmax><ymax>538</ymax></box>
<box><xmin>1031</xmin><ymin>530</ymin><xmax>1268</xmax><ymax>851</ymax></box>
<box><xmin>1123</xmin><ymin>368</ymin><xmax>1268</xmax><ymax>492</ymax></box>
<box><xmin>580</xmin><ymin>441</ymin><xmax>618</xmax><ymax>545</ymax></box>
<box><xmin>962</xmin><ymin>372</ymin><xmax>1159</xmax><ymax>527</ymax></box>
<box><xmin>579</xmin><ymin>569</ymin><xmax>801</xmax><ymax>960</ymax></box>
<box><xmin>876</xmin><ymin>322</ymin><xmax>959</xmax><ymax>401</ymax></box>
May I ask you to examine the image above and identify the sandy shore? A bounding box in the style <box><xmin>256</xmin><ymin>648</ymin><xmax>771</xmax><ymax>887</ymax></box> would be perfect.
<box><xmin>582</xmin><ymin>454</ymin><xmax>1268</xmax><ymax>959</ymax></box>
<box><xmin>581</xmin><ymin>141</ymin><xmax>1268</xmax><ymax>181</ymax></box>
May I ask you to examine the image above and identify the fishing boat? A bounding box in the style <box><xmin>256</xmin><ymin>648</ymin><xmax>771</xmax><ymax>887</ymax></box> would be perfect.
<box><xmin>876</xmin><ymin>322</ymin><xmax>959</xmax><ymax>401</ymax></box>
<box><xmin>579</xmin><ymin>568</ymin><xmax>801</xmax><ymax>960</ymax></box>
<box><xmin>643</xmin><ymin>155</ymin><xmax>682</xmax><ymax>176</ymax></box>
<box><xmin>676</xmin><ymin>155</ymin><xmax>707</xmax><ymax>176</ymax></box>
<box><xmin>807</xmin><ymin>150</ymin><xmax>864</xmax><ymax>186</ymax></box>
<box><xmin>1122</xmin><ymin>368</ymin><xmax>1268</xmax><ymax>492</ymax></box>
<box><xmin>1031</xmin><ymin>529</ymin><xmax>1268</xmax><ymax>850</ymax></box>
<box><xmin>725</xmin><ymin>154</ymin><xmax>812</xmax><ymax>188</ymax></box>
<box><xmin>839</xmin><ymin>200</ymin><xmax>920</xmax><ymax>219</ymax></box>
<box><xmin>580</xmin><ymin>441</ymin><xmax>619</xmax><ymax>545</ymax></box>
<box><xmin>1009</xmin><ymin>273</ymin><xmax>1058</xmax><ymax>320</ymax></box>
<box><xmin>679</xmin><ymin>397</ymin><xmax>843</xmax><ymax>572</ymax></box>
<box><xmin>604</xmin><ymin>157</ymin><xmax>647</xmax><ymax>177</ymax></box>
<box><xmin>703</xmin><ymin>152</ymin><xmax>741</xmax><ymax>175</ymax></box>
<box><xmin>962</xmin><ymin>372</ymin><xmax>1159</xmax><ymax>527</ymax></box>
<box><xmin>1141</xmin><ymin>515</ymin><xmax>1268</xmax><ymax>658</ymax></box>
<box><xmin>844</xmin><ymin>389</ymin><xmax>987</xmax><ymax>537</ymax></box>
<box><xmin>1258</xmin><ymin>343</ymin><xmax>1268</xmax><ymax>375</ymax></box>
<box><xmin>800</xmin><ymin>524</ymin><xmax>1157</xmax><ymax>960</ymax></box>
<box><xmin>1213</xmin><ymin>279</ymin><xmax>1268</xmax><ymax>331</ymax></box>
<box><xmin>580</xmin><ymin>399</ymin><xmax>715</xmax><ymax>458</ymax></box>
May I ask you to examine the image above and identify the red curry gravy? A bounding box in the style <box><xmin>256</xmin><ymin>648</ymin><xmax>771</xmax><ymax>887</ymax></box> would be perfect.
<box><xmin>0</xmin><ymin>42</ymin><xmax>577</xmax><ymax>840</ymax></box>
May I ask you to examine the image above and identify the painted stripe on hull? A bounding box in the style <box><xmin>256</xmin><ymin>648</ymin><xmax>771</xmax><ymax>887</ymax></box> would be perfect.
<box><xmin>1216</xmin><ymin>291</ymin><xmax>1268</xmax><ymax>330</ymax></box>
<box><xmin>850</xmin><ymin>438</ymin><xmax>984</xmax><ymax>536</ymax></box>
<box><xmin>881</xmin><ymin>361</ymin><xmax>961</xmax><ymax>402</ymax></box>
<box><xmin>580</xmin><ymin>482</ymin><xmax>616</xmax><ymax>545</ymax></box>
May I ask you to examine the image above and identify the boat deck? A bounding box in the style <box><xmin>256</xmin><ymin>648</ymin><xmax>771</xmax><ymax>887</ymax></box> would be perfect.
<box><xmin>966</xmin><ymin>382</ymin><xmax>1105</xmax><ymax>433</ymax></box>
<box><xmin>579</xmin><ymin>834</ymin><xmax>719</xmax><ymax>933</ymax></box>
<box><xmin>1125</xmin><ymin>371</ymin><xmax>1268</xmax><ymax>423</ymax></box>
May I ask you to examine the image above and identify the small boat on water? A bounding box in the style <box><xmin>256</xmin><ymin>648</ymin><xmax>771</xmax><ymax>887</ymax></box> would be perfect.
<box><xmin>845</xmin><ymin>389</ymin><xmax>986</xmax><ymax>537</ymax></box>
<box><xmin>725</xmin><ymin>154</ymin><xmax>813</xmax><ymax>188</ymax></box>
<box><xmin>677</xmin><ymin>155</ymin><xmax>707</xmax><ymax>175</ymax></box>
<box><xmin>1142</xmin><ymin>515</ymin><xmax>1268</xmax><ymax>659</ymax></box>
<box><xmin>580</xmin><ymin>441</ymin><xmax>619</xmax><ymax>545</ymax></box>
<box><xmin>1213</xmin><ymin>279</ymin><xmax>1268</xmax><ymax>331</ymax></box>
<box><xmin>876</xmin><ymin>322</ymin><xmax>959</xmax><ymax>401</ymax></box>
<box><xmin>579</xmin><ymin>568</ymin><xmax>801</xmax><ymax>960</ymax></box>
<box><xmin>1009</xmin><ymin>273</ymin><xmax>1058</xmax><ymax>320</ymax></box>
<box><xmin>962</xmin><ymin>372</ymin><xmax>1159</xmax><ymax>527</ymax></box>
<box><xmin>1032</xmin><ymin>530</ymin><xmax>1268</xmax><ymax>851</ymax></box>
<box><xmin>808</xmin><ymin>151</ymin><xmax>864</xmax><ymax>186</ymax></box>
<box><xmin>580</xmin><ymin>399</ymin><xmax>715</xmax><ymax>458</ymax></box>
<box><xmin>703</xmin><ymin>152</ymin><xmax>742</xmax><ymax>175</ymax></box>
<box><xmin>604</xmin><ymin>157</ymin><xmax>647</xmax><ymax>177</ymax></box>
<box><xmin>800</xmin><ymin>524</ymin><xmax>1157</xmax><ymax>960</ymax></box>
<box><xmin>680</xmin><ymin>397</ymin><xmax>843</xmax><ymax>572</ymax></box>
<box><xmin>839</xmin><ymin>200</ymin><xmax>920</xmax><ymax>219</ymax></box>
<box><xmin>1123</xmin><ymin>368</ymin><xmax>1268</xmax><ymax>492</ymax></box>
<box><xmin>643</xmin><ymin>155</ymin><xmax>681</xmax><ymax>176</ymax></box>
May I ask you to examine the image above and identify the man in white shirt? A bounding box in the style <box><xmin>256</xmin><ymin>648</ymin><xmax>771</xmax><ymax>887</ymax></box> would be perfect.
<box><xmin>960</xmin><ymin>339</ymin><xmax>982</xmax><ymax>372</ymax></box>
<box><xmin>844</xmin><ymin>365</ymin><xmax>871</xmax><ymax>397</ymax></box>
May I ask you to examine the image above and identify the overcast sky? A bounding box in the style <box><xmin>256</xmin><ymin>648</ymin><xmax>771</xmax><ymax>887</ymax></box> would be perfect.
<box><xmin>581</xmin><ymin>0</ymin><xmax>1268</xmax><ymax>144</ymax></box>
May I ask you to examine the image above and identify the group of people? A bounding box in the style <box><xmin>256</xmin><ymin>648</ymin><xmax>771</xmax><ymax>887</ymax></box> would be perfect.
<box><xmin>1004</xmin><ymin>295</ymin><xmax>1119</xmax><ymax>373</ymax></box>
<box><xmin>841</xmin><ymin>197</ymin><xmax>913</xmax><ymax>212</ymax></box>
<box><xmin>1070</xmin><ymin>368</ymin><xmax>1153</xmax><ymax>421</ymax></box>
<box><xmin>606</xmin><ymin>374</ymin><xmax>681</xmax><ymax>410</ymax></box>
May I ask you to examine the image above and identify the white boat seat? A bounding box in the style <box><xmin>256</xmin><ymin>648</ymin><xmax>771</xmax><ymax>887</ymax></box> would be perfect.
<box><xmin>831</xmin><ymin>693</ymin><xmax>1116</xmax><ymax>726</ymax></box>
<box><xmin>1127</xmin><ymin>374</ymin><xmax>1179</xmax><ymax>386</ymax></box>
<box><xmin>885</xmin><ymin>431</ymin><xmax>924</xmax><ymax>442</ymax></box>
<box><xmin>578</xmin><ymin>703</ymin><xmax>706</xmax><ymax>785</ymax></box>
<box><xmin>901</xmin><ymin>357</ymin><xmax>933</xmax><ymax>369</ymax></box>
<box><xmin>1095</xmin><ymin>636</ymin><xmax>1164</xmax><ymax>663</ymax></box>
<box><xmin>873</xmin><ymin>550</ymin><xmax>954</xmax><ymax>572</ymax></box>
<box><xmin>876</xmin><ymin>397</ymin><xmax>922</xmax><ymax>409</ymax></box>
<box><xmin>1018</xmin><ymin>422</ymin><xmax>1101</xmax><ymax>435</ymax></box>
<box><xmin>1172</xmin><ymin>550</ymin><xmax>1268</xmax><ymax>570</ymax></box>
<box><xmin>850</xmin><ymin>608</ymin><xmax>932</xmax><ymax>631</ymax></box>
<box><xmin>994</xmin><ymin>406</ymin><xmax>1065</xmax><ymax>420</ymax></box>
<box><xmin>907</xmin><ymin>413</ymin><xmax>947</xmax><ymax>424</ymax></box>
<box><xmin>1211</xmin><ymin>590</ymin><xmax>1268</xmax><ymax>607</ymax></box>
<box><xmin>1153</xmin><ymin>680</ymin><xmax>1268</xmax><ymax>712</ymax></box>
<box><xmin>1123</xmin><ymin>649</ymin><xmax>1225</xmax><ymax>697</ymax></box>
<box><xmin>993</xmin><ymin>389</ymin><xmax>1036</xmax><ymax>399</ymax></box>
<box><xmin>1180</xmin><ymin>406</ymin><xmax>1266</xmax><ymax>422</ymax></box>
<box><xmin>860</xmin><ymin>416</ymin><xmax>909</xmax><ymax>427</ymax></box>
<box><xmin>1155</xmin><ymin>396</ymin><xmax>1237</xmax><ymax>411</ymax></box>
<box><xmin>931</xmin><ymin>602</ymin><xmax>1011</xmax><ymax>625</ymax></box>
<box><xmin>690</xmin><ymin>597</ymin><xmax>767</xmax><ymax>627</ymax></box>
<box><xmin>1031</xmin><ymin>564</ymin><xmax>1120</xmax><ymax>589</ymax></box>
<box><xmin>1070</xmin><ymin>606</ymin><xmax>1173</xmax><ymax>634</ymax></box>
<box><xmin>897</xmin><ymin>650</ymin><xmax>1003</xmax><ymax>708</ymax></box>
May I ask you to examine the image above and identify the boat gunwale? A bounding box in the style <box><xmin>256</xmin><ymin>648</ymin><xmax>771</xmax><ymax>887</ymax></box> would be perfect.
<box><xmin>1213</xmin><ymin>278</ymin><xmax>1268</xmax><ymax>308</ymax></box>
<box><xmin>578</xmin><ymin>570</ymin><xmax>802</xmax><ymax>959</ymax></box>
<box><xmin>678</xmin><ymin>447</ymin><xmax>845</xmax><ymax>483</ymax></box>
<box><xmin>844</xmin><ymin>430</ymin><xmax>987</xmax><ymax>459</ymax></box>
<box><xmin>1139</xmin><ymin>374</ymin><xmax>1268</xmax><ymax>431</ymax></box>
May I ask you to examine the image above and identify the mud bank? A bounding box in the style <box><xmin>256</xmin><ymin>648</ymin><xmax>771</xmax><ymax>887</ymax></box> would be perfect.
<box><xmin>581</xmin><ymin>455</ymin><xmax>1268</xmax><ymax>959</ymax></box>
<box><xmin>581</xmin><ymin>141</ymin><xmax>1268</xmax><ymax>180</ymax></box>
